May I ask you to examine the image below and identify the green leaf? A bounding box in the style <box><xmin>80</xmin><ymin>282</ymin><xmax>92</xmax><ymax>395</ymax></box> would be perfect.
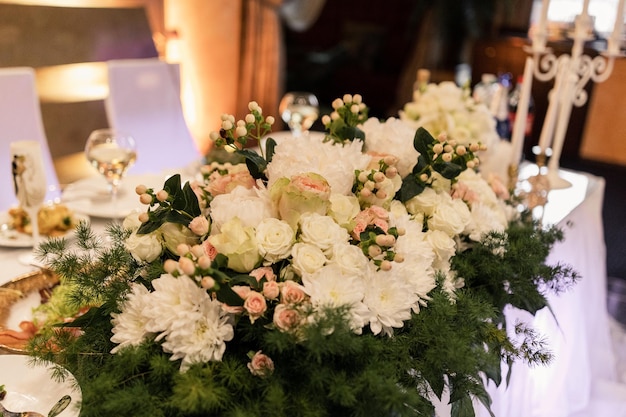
<box><xmin>397</xmin><ymin>176</ymin><xmax>425</xmax><ymax>202</ymax></box>
<box><xmin>433</xmin><ymin>161</ymin><xmax>463</xmax><ymax>179</ymax></box>
<box><xmin>239</xmin><ymin>149</ymin><xmax>267</xmax><ymax>180</ymax></box>
<box><xmin>337</xmin><ymin>125</ymin><xmax>364</xmax><ymax>142</ymax></box>
<box><xmin>137</xmin><ymin>209</ymin><xmax>169</xmax><ymax>234</ymax></box>
<box><xmin>451</xmin><ymin>394</ymin><xmax>475</xmax><ymax>417</ymax></box>
<box><xmin>482</xmin><ymin>358</ymin><xmax>502</xmax><ymax>387</ymax></box>
<box><xmin>265</xmin><ymin>137</ymin><xmax>277</xmax><ymax>163</ymax></box>
<box><xmin>182</xmin><ymin>182</ymin><xmax>201</xmax><ymax>217</ymax></box>
<box><xmin>472</xmin><ymin>384</ymin><xmax>496</xmax><ymax>417</ymax></box>
<box><xmin>414</xmin><ymin>127</ymin><xmax>434</xmax><ymax>156</ymax></box>
<box><xmin>428</xmin><ymin>374</ymin><xmax>446</xmax><ymax>400</ymax></box>
<box><xmin>215</xmin><ymin>284</ymin><xmax>244</xmax><ymax>306</ymax></box>
<box><xmin>163</xmin><ymin>174</ymin><xmax>182</xmax><ymax>195</ymax></box>
<box><xmin>413</xmin><ymin>155</ymin><xmax>429</xmax><ymax>174</ymax></box>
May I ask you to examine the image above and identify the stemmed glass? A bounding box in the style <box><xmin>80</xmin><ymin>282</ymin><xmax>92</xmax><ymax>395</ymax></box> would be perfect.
<box><xmin>10</xmin><ymin>141</ymin><xmax>48</xmax><ymax>265</ymax></box>
<box><xmin>84</xmin><ymin>129</ymin><xmax>137</xmax><ymax>219</ymax></box>
<box><xmin>279</xmin><ymin>91</ymin><xmax>320</xmax><ymax>137</ymax></box>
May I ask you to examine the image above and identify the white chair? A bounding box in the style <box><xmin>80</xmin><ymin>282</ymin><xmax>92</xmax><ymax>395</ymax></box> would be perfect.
<box><xmin>0</xmin><ymin>67</ymin><xmax>60</xmax><ymax>211</ymax></box>
<box><xmin>104</xmin><ymin>58</ymin><xmax>201</xmax><ymax>175</ymax></box>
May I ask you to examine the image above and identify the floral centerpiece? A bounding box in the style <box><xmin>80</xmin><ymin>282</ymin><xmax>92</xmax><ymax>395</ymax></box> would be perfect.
<box><xmin>398</xmin><ymin>81</ymin><xmax>513</xmax><ymax>180</ymax></box>
<box><xmin>31</xmin><ymin>94</ymin><xmax>577</xmax><ymax>417</ymax></box>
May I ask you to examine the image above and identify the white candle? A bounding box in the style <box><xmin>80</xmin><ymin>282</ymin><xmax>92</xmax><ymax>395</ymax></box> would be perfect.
<box><xmin>510</xmin><ymin>57</ymin><xmax>534</xmax><ymax>165</ymax></box>
<box><xmin>608</xmin><ymin>0</ymin><xmax>625</xmax><ymax>55</ymax></box>
<box><xmin>538</xmin><ymin>62</ymin><xmax>567</xmax><ymax>153</ymax></box>
<box><xmin>533</xmin><ymin>0</ymin><xmax>550</xmax><ymax>52</ymax></box>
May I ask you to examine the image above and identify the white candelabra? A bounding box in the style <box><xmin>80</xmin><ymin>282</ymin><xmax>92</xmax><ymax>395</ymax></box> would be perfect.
<box><xmin>509</xmin><ymin>0</ymin><xmax>624</xmax><ymax>190</ymax></box>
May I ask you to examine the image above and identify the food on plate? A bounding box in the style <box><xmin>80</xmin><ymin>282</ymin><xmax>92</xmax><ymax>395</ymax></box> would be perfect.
<box><xmin>0</xmin><ymin>384</ymin><xmax>5</xmax><ymax>400</ymax></box>
<box><xmin>0</xmin><ymin>321</ymin><xmax>37</xmax><ymax>351</ymax></box>
<box><xmin>7</xmin><ymin>204</ymin><xmax>78</xmax><ymax>237</ymax></box>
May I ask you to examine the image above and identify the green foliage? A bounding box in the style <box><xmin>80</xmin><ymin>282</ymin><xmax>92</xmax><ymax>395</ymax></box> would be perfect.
<box><xmin>398</xmin><ymin>128</ymin><xmax>481</xmax><ymax>202</ymax></box>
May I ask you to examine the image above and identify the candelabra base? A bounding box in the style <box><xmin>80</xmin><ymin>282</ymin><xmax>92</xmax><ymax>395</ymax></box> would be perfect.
<box><xmin>547</xmin><ymin>167</ymin><xmax>573</xmax><ymax>190</ymax></box>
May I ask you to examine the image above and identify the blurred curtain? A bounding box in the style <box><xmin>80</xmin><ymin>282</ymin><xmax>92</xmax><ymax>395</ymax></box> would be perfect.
<box><xmin>236</xmin><ymin>0</ymin><xmax>285</xmax><ymax>119</ymax></box>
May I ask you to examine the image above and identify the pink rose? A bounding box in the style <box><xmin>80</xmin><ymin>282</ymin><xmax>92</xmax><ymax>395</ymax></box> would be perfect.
<box><xmin>280</xmin><ymin>281</ymin><xmax>307</xmax><ymax>304</ymax></box>
<box><xmin>207</xmin><ymin>169</ymin><xmax>255</xmax><ymax>196</ymax></box>
<box><xmin>269</xmin><ymin>173</ymin><xmax>331</xmax><ymax>228</ymax></box>
<box><xmin>263</xmin><ymin>281</ymin><xmax>280</xmax><ymax>300</ymax></box>
<box><xmin>243</xmin><ymin>291</ymin><xmax>267</xmax><ymax>323</ymax></box>
<box><xmin>222</xmin><ymin>285</ymin><xmax>250</xmax><ymax>314</ymax></box>
<box><xmin>202</xmin><ymin>241</ymin><xmax>218</xmax><ymax>261</ymax></box>
<box><xmin>249</xmin><ymin>266</ymin><xmax>276</xmax><ymax>282</ymax></box>
<box><xmin>273</xmin><ymin>304</ymin><xmax>302</xmax><ymax>332</ymax></box>
<box><xmin>188</xmin><ymin>216</ymin><xmax>210</xmax><ymax>236</ymax></box>
<box><xmin>247</xmin><ymin>350</ymin><xmax>274</xmax><ymax>377</ymax></box>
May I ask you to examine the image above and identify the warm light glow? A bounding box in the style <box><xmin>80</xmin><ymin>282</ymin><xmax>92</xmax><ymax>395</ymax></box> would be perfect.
<box><xmin>0</xmin><ymin>0</ymin><xmax>147</xmax><ymax>7</ymax></box>
<box><xmin>36</xmin><ymin>62</ymin><xmax>108</xmax><ymax>102</ymax></box>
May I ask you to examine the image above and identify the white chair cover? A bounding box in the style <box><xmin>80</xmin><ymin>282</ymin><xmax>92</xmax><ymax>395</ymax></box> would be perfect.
<box><xmin>105</xmin><ymin>58</ymin><xmax>201</xmax><ymax>175</ymax></box>
<box><xmin>0</xmin><ymin>67</ymin><xmax>59</xmax><ymax>211</ymax></box>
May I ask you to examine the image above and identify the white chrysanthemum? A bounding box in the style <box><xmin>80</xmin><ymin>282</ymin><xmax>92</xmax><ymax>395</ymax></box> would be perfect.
<box><xmin>464</xmin><ymin>201</ymin><xmax>508</xmax><ymax>242</ymax></box>
<box><xmin>266</xmin><ymin>134</ymin><xmax>371</xmax><ymax>195</ymax></box>
<box><xmin>391</xmin><ymin>214</ymin><xmax>437</xmax><ymax>310</ymax></box>
<box><xmin>142</xmin><ymin>274</ymin><xmax>210</xmax><ymax>335</ymax></box>
<box><xmin>439</xmin><ymin>269</ymin><xmax>465</xmax><ymax>302</ymax></box>
<box><xmin>161</xmin><ymin>297</ymin><xmax>234</xmax><ymax>372</ymax></box>
<box><xmin>210</xmin><ymin>185</ymin><xmax>275</xmax><ymax>234</ymax></box>
<box><xmin>110</xmin><ymin>283</ymin><xmax>153</xmax><ymax>353</ymax></box>
<box><xmin>361</xmin><ymin>117</ymin><xmax>419</xmax><ymax>177</ymax></box>
<box><xmin>302</xmin><ymin>263</ymin><xmax>370</xmax><ymax>332</ymax></box>
<box><xmin>363</xmin><ymin>269</ymin><xmax>416</xmax><ymax>337</ymax></box>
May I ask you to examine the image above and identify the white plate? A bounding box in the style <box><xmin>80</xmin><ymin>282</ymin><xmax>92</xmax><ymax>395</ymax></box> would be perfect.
<box><xmin>0</xmin><ymin>212</ymin><xmax>90</xmax><ymax>248</ymax></box>
<box><xmin>0</xmin><ymin>354</ymin><xmax>81</xmax><ymax>417</ymax></box>
<box><xmin>62</xmin><ymin>173</ymin><xmax>173</xmax><ymax>219</ymax></box>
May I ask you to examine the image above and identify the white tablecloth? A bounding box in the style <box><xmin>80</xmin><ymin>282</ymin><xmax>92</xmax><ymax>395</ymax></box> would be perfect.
<box><xmin>478</xmin><ymin>168</ymin><xmax>626</xmax><ymax>417</ymax></box>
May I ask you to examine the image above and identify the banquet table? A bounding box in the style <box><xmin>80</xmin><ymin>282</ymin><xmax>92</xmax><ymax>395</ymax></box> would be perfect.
<box><xmin>2</xmin><ymin>166</ymin><xmax>626</xmax><ymax>417</ymax></box>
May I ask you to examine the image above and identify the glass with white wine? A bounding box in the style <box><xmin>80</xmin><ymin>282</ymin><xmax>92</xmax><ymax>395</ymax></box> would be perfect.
<box><xmin>84</xmin><ymin>128</ymin><xmax>137</xmax><ymax>218</ymax></box>
<box><xmin>279</xmin><ymin>91</ymin><xmax>319</xmax><ymax>137</ymax></box>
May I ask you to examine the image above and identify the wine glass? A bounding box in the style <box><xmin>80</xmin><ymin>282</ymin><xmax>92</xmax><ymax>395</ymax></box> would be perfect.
<box><xmin>10</xmin><ymin>140</ymin><xmax>48</xmax><ymax>265</ymax></box>
<box><xmin>279</xmin><ymin>91</ymin><xmax>319</xmax><ymax>137</ymax></box>
<box><xmin>84</xmin><ymin>129</ymin><xmax>137</xmax><ymax>219</ymax></box>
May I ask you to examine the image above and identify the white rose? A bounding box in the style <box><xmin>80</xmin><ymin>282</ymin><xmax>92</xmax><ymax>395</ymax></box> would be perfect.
<box><xmin>425</xmin><ymin>229</ymin><xmax>456</xmax><ymax>270</ymax></box>
<box><xmin>328</xmin><ymin>193</ymin><xmax>360</xmax><ymax>229</ymax></box>
<box><xmin>291</xmin><ymin>242</ymin><xmax>327</xmax><ymax>276</ymax></box>
<box><xmin>328</xmin><ymin>242</ymin><xmax>369</xmax><ymax>275</ymax></box>
<box><xmin>428</xmin><ymin>196</ymin><xmax>471</xmax><ymax>237</ymax></box>
<box><xmin>255</xmin><ymin>218</ymin><xmax>296</xmax><ymax>264</ymax></box>
<box><xmin>122</xmin><ymin>211</ymin><xmax>143</xmax><ymax>231</ymax></box>
<box><xmin>210</xmin><ymin>185</ymin><xmax>275</xmax><ymax>233</ymax></box>
<box><xmin>298</xmin><ymin>213</ymin><xmax>349</xmax><ymax>254</ymax></box>
<box><xmin>125</xmin><ymin>231</ymin><xmax>163</xmax><ymax>263</ymax></box>
<box><xmin>160</xmin><ymin>222</ymin><xmax>200</xmax><ymax>254</ymax></box>
<box><xmin>404</xmin><ymin>187</ymin><xmax>440</xmax><ymax>216</ymax></box>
